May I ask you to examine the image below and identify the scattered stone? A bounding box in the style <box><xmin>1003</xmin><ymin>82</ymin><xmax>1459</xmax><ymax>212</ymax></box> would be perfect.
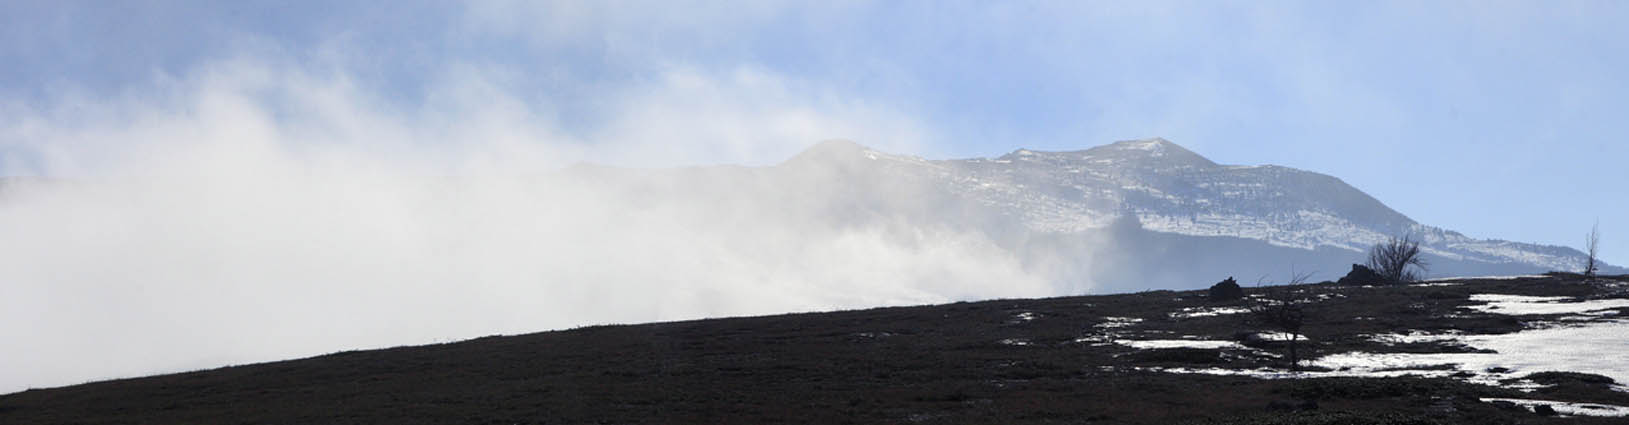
<box><xmin>1425</xmin><ymin>290</ymin><xmax>1464</xmax><ymax>300</ymax></box>
<box><xmin>1427</xmin><ymin>397</ymin><xmax>1457</xmax><ymax>414</ymax></box>
<box><xmin>1534</xmin><ymin>404</ymin><xmax>1558</xmax><ymax>416</ymax></box>
<box><xmin>1337</xmin><ymin>264</ymin><xmax>1390</xmax><ymax>286</ymax></box>
<box><xmin>1209</xmin><ymin>277</ymin><xmax>1244</xmax><ymax>301</ymax></box>
<box><xmin>1489</xmin><ymin>400</ymin><xmax>1521</xmax><ymax>411</ymax></box>
<box><xmin>1267</xmin><ymin>399</ymin><xmax>1318</xmax><ymax>412</ymax></box>
<box><xmin>1122</xmin><ymin>348</ymin><xmax>1226</xmax><ymax>364</ymax></box>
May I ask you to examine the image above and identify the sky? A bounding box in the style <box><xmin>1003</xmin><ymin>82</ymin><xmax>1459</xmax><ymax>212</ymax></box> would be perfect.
<box><xmin>4</xmin><ymin>1</ymin><xmax>1623</xmax><ymax>259</ymax></box>
<box><xmin>1</xmin><ymin>1</ymin><xmax>1626</xmax><ymax>392</ymax></box>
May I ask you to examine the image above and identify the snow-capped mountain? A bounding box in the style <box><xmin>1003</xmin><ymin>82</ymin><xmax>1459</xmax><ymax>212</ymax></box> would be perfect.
<box><xmin>3</xmin><ymin>138</ymin><xmax>1604</xmax><ymax>294</ymax></box>
<box><xmin>785</xmin><ymin>138</ymin><xmax>1610</xmax><ymax>280</ymax></box>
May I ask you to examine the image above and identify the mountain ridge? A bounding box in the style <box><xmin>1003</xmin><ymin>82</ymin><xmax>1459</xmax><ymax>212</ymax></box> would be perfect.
<box><xmin>782</xmin><ymin>137</ymin><xmax>1612</xmax><ymax>277</ymax></box>
<box><xmin>0</xmin><ymin>138</ymin><xmax>1612</xmax><ymax>293</ymax></box>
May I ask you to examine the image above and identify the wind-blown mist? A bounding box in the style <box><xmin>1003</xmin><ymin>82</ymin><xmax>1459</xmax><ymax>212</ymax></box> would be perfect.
<box><xmin>0</xmin><ymin>60</ymin><xmax>1055</xmax><ymax>392</ymax></box>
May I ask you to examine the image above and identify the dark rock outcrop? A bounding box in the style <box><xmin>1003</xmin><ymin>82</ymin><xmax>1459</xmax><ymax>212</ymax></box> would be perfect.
<box><xmin>1208</xmin><ymin>277</ymin><xmax>1244</xmax><ymax>301</ymax></box>
<box><xmin>1336</xmin><ymin>264</ymin><xmax>1390</xmax><ymax>286</ymax></box>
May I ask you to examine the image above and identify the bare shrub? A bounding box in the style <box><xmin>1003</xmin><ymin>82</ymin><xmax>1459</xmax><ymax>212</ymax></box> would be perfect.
<box><xmin>1366</xmin><ymin>234</ymin><xmax>1428</xmax><ymax>283</ymax></box>
<box><xmin>1585</xmin><ymin>222</ymin><xmax>1601</xmax><ymax>278</ymax></box>
<box><xmin>1249</xmin><ymin>270</ymin><xmax>1315</xmax><ymax>370</ymax></box>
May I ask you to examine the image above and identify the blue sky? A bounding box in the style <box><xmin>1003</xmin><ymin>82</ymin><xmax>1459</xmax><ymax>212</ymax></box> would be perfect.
<box><xmin>3</xmin><ymin>0</ymin><xmax>1625</xmax><ymax>263</ymax></box>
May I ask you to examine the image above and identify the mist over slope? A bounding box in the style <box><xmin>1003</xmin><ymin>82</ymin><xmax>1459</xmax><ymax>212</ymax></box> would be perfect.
<box><xmin>0</xmin><ymin>168</ymin><xmax>1049</xmax><ymax>393</ymax></box>
<box><xmin>574</xmin><ymin>138</ymin><xmax>1613</xmax><ymax>292</ymax></box>
<box><xmin>0</xmin><ymin>138</ymin><xmax>1610</xmax><ymax>393</ymax></box>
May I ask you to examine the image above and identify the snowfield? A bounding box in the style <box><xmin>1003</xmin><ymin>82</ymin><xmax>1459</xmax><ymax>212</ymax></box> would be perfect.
<box><xmin>1478</xmin><ymin>398</ymin><xmax>1629</xmax><ymax>417</ymax></box>
<box><xmin>1464</xmin><ymin>293</ymin><xmax>1629</xmax><ymax>315</ymax></box>
<box><xmin>1133</xmin><ymin>290</ymin><xmax>1629</xmax><ymax>394</ymax></box>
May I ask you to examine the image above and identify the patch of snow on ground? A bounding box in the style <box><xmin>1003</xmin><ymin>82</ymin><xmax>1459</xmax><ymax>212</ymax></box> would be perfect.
<box><xmin>1365</xmin><ymin>330</ymin><xmax>1462</xmax><ymax>345</ymax></box>
<box><xmin>1071</xmin><ymin>336</ymin><xmax>1113</xmax><ymax>346</ymax></box>
<box><xmin>1309</xmin><ymin>320</ymin><xmax>1629</xmax><ymax>388</ymax></box>
<box><xmin>1141</xmin><ymin>366</ymin><xmax>1459</xmax><ymax>380</ymax></box>
<box><xmin>1169</xmin><ymin>306</ymin><xmax>1251</xmax><ymax>319</ymax></box>
<box><xmin>1309</xmin><ymin>293</ymin><xmax>1346</xmax><ymax>301</ymax></box>
<box><xmin>1115</xmin><ymin>339</ymin><xmax>1245</xmax><ymax>350</ymax></box>
<box><xmin>1321</xmin><ymin>295</ymin><xmax>1629</xmax><ymax>387</ymax></box>
<box><xmin>1145</xmin><ymin>292</ymin><xmax>1629</xmax><ymax>390</ymax></box>
<box><xmin>1455</xmin><ymin>320</ymin><xmax>1629</xmax><ymax>385</ymax></box>
<box><xmin>1562</xmin><ymin>310</ymin><xmax>1622</xmax><ymax>321</ymax></box>
<box><xmin>1310</xmin><ymin>352</ymin><xmax>1471</xmax><ymax>376</ymax></box>
<box><xmin>1473</xmin><ymin>294</ymin><xmax>1572</xmax><ymax>302</ymax></box>
<box><xmin>1480</xmin><ymin>398</ymin><xmax>1629</xmax><ymax>417</ymax></box>
<box><xmin>998</xmin><ymin>338</ymin><xmax>1032</xmax><ymax>346</ymax></box>
<box><xmin>1094</xmin><ymin>317</ymin><xmax>1143</xmax><ymax>328</ymax></box>
<box><xmin>1012</xmin><ymin>312</ymin><xmax>1038</xmax><ymax>322</ymax></box>
<box><xmin>1424</xmin><ymin>275</ymin><xmax>1548</xmax><ymax>282</ymax></box>
<box><xmin>1250</xmin><ymin>332</ymin><xmax>1309</xmax><ymax>342</ymax></box>
<box><xmin>1467</xmin><ymin>293</ymin><xmax>1629</xmax><ymax>315</ymax></box>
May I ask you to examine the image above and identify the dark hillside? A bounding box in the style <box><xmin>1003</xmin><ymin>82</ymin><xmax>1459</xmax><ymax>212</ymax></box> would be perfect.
<box><xmin>4</xmin><ymin>274</ymin><xmax>1628</xmax><ymax>424</ymax></box>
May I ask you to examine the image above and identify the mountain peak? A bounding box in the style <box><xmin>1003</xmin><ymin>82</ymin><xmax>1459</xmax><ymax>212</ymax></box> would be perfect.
<box><xmin>994</xmin><ymin>138</ymin><xmax>1212</xmax><ymax>166</ymax></box>
<box><xmin>1083</xmin><ymin>137</ymin><xmax>1216</xmax><ymax>168</ymax></box>
<box><xmin>1106</xmin><ymin>137</ymin><xmax>1174</xmax><ymax>150</ymax></box>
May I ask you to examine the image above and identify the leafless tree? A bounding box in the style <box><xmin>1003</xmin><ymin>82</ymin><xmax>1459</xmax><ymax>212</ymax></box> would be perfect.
<box><xmin>1249</xmin><ymin>270</ymin><xmax>1315</xmax><ymax>370</ymax></box>
<box><xmin>1585</xmin><ymin>221</ymin><xmax>1601</xmax><ymax>278</ymax></box>
<box><xmin>1366</xmin><ymin>234</ymin><xmax>1429</xmax><ymax>283</ymax></box>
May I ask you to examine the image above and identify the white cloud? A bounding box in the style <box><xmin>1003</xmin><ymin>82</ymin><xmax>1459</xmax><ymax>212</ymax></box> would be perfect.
<box><xmin>588</xmin><ymin>65</ymin><xmax>929</xmax><ymax>166</ymax></box>
<box><xmin>0</xmin><ymin>55</ymin><xmax>1036</xmax><ymax>393</ymax></box>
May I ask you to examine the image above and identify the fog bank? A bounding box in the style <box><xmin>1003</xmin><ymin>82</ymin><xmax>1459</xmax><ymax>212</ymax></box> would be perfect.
<box><xmin>0</xmin><ymin>59</ymin><xmax>1058</xmax><ymax>393</ymax></box>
